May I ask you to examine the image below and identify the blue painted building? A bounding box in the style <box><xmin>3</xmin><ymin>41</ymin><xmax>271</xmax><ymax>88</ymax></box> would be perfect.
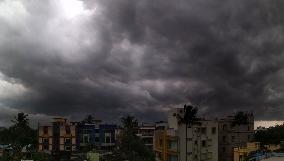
<box><xmin>76</xmin><ymin>123</ymin><xmax>117</xmax><ymax>151</ymax></box>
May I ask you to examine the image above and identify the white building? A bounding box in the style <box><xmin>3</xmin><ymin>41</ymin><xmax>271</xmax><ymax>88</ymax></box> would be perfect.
<box><xmin>168</xmin><ymin>108</ymin><xmax>219</xmax><ymax>161</ymax></box>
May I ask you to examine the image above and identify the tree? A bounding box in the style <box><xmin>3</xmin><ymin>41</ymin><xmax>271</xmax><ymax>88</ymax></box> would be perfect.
<box><xmin>9</xmin><ymin>112</ymin><xmax>36</xmax><ymax>160</ymax></box>
<box><xmin>116</xmin><ymin>116</ymin><xmax>155</xmax><ymax>161</ymax></box>
<box><xmin>121</xmin><ymin>116</ymin><xmax>138</xmax><ymax>135</ymax></box>
<box><xmin>176</xmin><ymin>104</ymin><xmax>198</xmax><ymax>161</ymax></box>
<box><xmin>254</xmin><ymin>124</ymin><xmax>284</xmax><ymax>145</ymax></box>
<box><xmin>232</xmin><ymin>111</ymin><xmax>249</xmax><ymax>126</ymax></box>
<box><xmin>11</xmin><ymin>112</ymin><xmax>29</xmax><ymax>128</ymax></box>
<box><xmin>31</xmin><ymin>152</ymin><xmax>50</xmax><ymax>161</ymax></box>
<box><xmin>81</xmin><ymin>115</ymin><xmax>96</xmax><ymax>124</ymax></box>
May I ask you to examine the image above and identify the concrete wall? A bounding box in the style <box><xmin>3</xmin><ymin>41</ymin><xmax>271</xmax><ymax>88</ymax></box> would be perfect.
<box><xmin>178</xmin><ymin>121</ymin><xmax>218</xmax><ymax>161</ymax></box>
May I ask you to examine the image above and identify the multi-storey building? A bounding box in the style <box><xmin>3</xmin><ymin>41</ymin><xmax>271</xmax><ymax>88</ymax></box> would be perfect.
<box><xmin>154</xmin><ymin>108</ymin><xmax>219</xmax><ymax>161</ymax></box>
<box><xmin>38</xmin><ymin>117</ymin><xmax>77</xmax><ymax>158</ymax></box>
<box><xmin>218</xmin><ymin>113</ymin><xmax>254</xmax><ymax>161</ymax></box>
<box><xmin>170</xmin><ymin>108</ymin><xmax>219</xmax><ymax>161</ymax></box>
<box><xmin>53</xmin><ymin>118</ymin><xmax>77</xmax><ymax>154</ymax></box>
<box><xmin>76</xmin><ymin>123</ymin><xmax>117</xmax><ymax>151</ymax></box>
<box><xmin>137</xmin><ymin>122</ymin><xmax>155</xmax><ymax>150</ymax></box>
<box><xmin>38</xmin><ymin>123</ymin><xmax>53</xmax><ymax>152</ymax></box>
<box><xmin>154</xmin><ymin>122</ymin><xmax>178</xmax><ymax>161</ymax></box>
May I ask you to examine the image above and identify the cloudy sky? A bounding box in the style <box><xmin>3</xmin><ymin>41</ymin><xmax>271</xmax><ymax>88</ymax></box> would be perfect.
<box><xmin>1</xmin><ymin>0</ymin><xmax>284</xmax><ymax>127</ymax></box>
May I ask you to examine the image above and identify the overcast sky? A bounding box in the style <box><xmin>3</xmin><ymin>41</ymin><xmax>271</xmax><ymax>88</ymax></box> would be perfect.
<box><xmin>1</xmin><ymin>0</ymin><xmax>284</xmax><ymax>126</ymax></box>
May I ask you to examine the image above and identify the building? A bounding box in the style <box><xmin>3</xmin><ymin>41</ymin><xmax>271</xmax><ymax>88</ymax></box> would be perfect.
<box><xmin>218</xmin><ymin>113</ymin><xmax>254</xmax><ymax>161</ymax></box>
<box><xmin>38</xmin><ymin>117</ymin><xmax>77</xmax><ymax>158</ymax></box>
<box><xmin>38</xmin><ymin>123</ymin><xmax>53</xmax><ymax>152</ymax></box>
<box><xmin>154</xmin><ymin>123</ymin><xmax>178</xmax><ymax>161</ymax></box>
<box><xmin>137</xmin><ymin>122</ymin><xmax>155</xmax><ymax>150</ymax></box>
<box><xmin>76</xmin><ymin>123</ymin><xmax>117</xmax><ymax>151</ymax></box>
<box><xmin>154</xmin><ymin>108</ymin><xmax>219</xmax><ymax>161</ymax></box>
<box><xmin>233</xmin><ymin>142</ymin><xmax>260</xmax><ymax>161</ymax></box>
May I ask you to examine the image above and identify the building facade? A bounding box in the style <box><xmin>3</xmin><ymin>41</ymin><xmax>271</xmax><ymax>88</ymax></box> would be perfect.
<box><xmin>233</xmin><ymin>142</ymin><xmax>260</xmax><ymax>161</ymax></box>
<box><xmin>154</xmin><ymin>108</ymin><xmax>219</xmax><ymax>161</ymax></box>
<box><xmin>76</xmin><ymin>123</ymin><xmax>117</xmax><ymax>151</ymax></box>
<box><xmin>218</xmin><ymin>113</ymin><xmax>254</xmax><ymax>161</ymax></box>
<box><xmin>154</xmin><ymin>123</ymin><xmax>178</xmax><ymax>161</ymax></box>
<box><xmin>38</xmin><ymin>123</ymin><xmax>53</xmax><ymax>152</ymax></box>
<box><xmin>38</xmin><ymin>117</ymin><xmax>77</xmax><ymax>156</ymax></box>
<box><xmin>137</xmin><ymin>122</ymin><xmax>155</xmax><ymax>150</ymax></box>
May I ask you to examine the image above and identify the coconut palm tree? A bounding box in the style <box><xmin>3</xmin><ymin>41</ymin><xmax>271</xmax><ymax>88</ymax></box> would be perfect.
<box><xmin>176</xmin><ymin>104</ymin><xmax>198</xmax><ymax>161</ymax></box>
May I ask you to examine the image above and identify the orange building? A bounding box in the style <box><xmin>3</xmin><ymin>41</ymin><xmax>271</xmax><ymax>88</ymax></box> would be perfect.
<box><xmin>38</xmin><ymin>117</ymin><xmax>77</xmax><ymax>155</ymax></box>
<box><xmin>154</xmin><ymin>124</ymin><xmax>178</xmax><ymax>161</ymax></box>
<box><xmin>38</xmin><ymin>123</ymin><xmax>53</xmax><ymax>152</ymax></box>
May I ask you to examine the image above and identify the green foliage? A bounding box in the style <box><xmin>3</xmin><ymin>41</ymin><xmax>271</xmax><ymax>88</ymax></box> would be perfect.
<box><xmin>115</xmin><ymin>116</ymin><xmax>155</xmax><ymax>161</ymax></box>
<box><xmin>0</xmin><ymin>152</ymin><xmax>12</xmax><ymax>161</ymax></box>
<box><xmin>254</xmin><ymin>124</ymin><xmax>284</xmax><ymax>145</ymax></box>
<box><xmin>121</xmin><ymin>116</ymin><xmax>138</xmax><ymax>135</ymax></box>
<box><xmin>31</xmin><ymin>152</ymin><xmax>50</xmax><ymax>161</ymax></box>
<box><xmin>81</xmin><ymin>115</ymin><xmax>96</xmax><ymax>124</ymax></box>
<box><xmin>232</xmin><ymin>111</ymin><xmax>249</xmax><ymax>126</ymax></box>
<box><xmin>0</xmin><ymin>112</ymin><xmax>37</xmax><ymax>161</ymax></box>
<box><xmin>176</xmin><ymin>104</ymin><xmax>198</xmax><ymax>126</ymax></box>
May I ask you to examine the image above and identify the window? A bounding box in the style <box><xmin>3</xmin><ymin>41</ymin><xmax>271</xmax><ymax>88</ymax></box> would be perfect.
<box><xmin>104</xmin><ymin>129</ymin><xmax>112</xmax><ymax>133</ymax></box>
<box><xmin>105</xmin><ymin>136</ymin><xmax>110</xmax><ymax>143</ymax></box>
<box><xmin>248</xmin><ymin>135</ymin><xmax>250</xmax><ymax>140</ymax></box>
<box><xmin>43</xmin><ymin>126</ymin><xmax>48</xmax><ymax>134</ymax></box>
<box><xmin>168</xmin><ymin>141</ymin><xmax>177</xmax><ymax>150</ymax></box>
<box><xmin>248</xmin><ymin>126</ymin><xmax>250</xmax><ymax>131</ymax></box>
<box><xmin>223</xmin><ymin>124</ymin><xmax>227</xmax><ymax>130</ymax></box>
<box><xmin>196</xmin><ymin>128</ymin><xmax>201</xmax><ymax>133</ymax></box>
<box><xmin>66</xmin><ymin>126</ymin><xmax>71</xmax><ymax>134</ymax></box>
<box><xmin>159</xmin><ymin>139</ymin><xmax>163</xmax><ymax>147</ymax></box>
<box><xmin>222</xmin><ymin>136</ymin><xmax>226</xmax><ymax>142</ymax></box>
<box><xmin>212</xmin><ymin>127</ymin><xmax>216</xmax><ymax>134</ymax></box>
<box><xmin>202</xmin><ymin>140</ymin><xmax>206</xmax><ymax>147</ymax></box>
<box><xmin>83</xmin><ymin>129</ymin><xmax>92</xmax><ymax>134</ymax></box>
<box><xmin>222</xmin><ymin>147</ymin><xmax>226</xmax><ymax>152</ymax></box>
<box><xmin>43</xmin><ymin>138</ymin><xmax>49</xmax><ymax>144</ymax></box>
<box><xmin>194</xmin><ymin>140</ymin><xmax>198</xmax><ymax>145</ymax></box>
<box><xmin>83</xmin><ymin>134</ymin><xmax>90</xmax><ymax>143</ymax></box>
<box><xmin>65</xmin><ymin>146</ymin><xmax>71</xmax><ymax>151</ymax></box>
<box><xmin>95</xmin><ymin>137</ymin><xmax>99</xmax><ymax>142</ymax></box>
<box><xmin>231</xmin><ymin>136</ymin><xmax>235</xmax><ymax>142</ymax></box>
<box><xmin>201</xmin><ymin>127</ymin><xmax>206</xmax><ymax>134</ymax></box>
<box><xmin>43</xmin><ymin>144</ymin><xmax>49</xmax><ymax>150</ymax></box>
<box><xmin>65</xmin><ymin>138</ymin><xmax>71</xmax><ymax>145</ymax></box>
<box><xmin>168</xmin><ymin>155</ymin><xmax>177</xmax><ymax>161</ymax></box>
<box><xmin>187</xmin><ymin>138</ymin><xmax>192</xmax><ymax>141</ymax></box>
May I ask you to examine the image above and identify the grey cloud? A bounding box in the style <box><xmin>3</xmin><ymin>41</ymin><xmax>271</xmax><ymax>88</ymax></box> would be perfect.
<box><xmin>0</xmin><ymin>0</ymin><xmax>284</xmax><ymax>125</ymax></box>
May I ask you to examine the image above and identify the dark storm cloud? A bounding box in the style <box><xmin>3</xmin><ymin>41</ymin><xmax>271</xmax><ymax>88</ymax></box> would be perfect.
<box><xmin>0</xmin><ymin>0</ymin><xmax>284</xmax><ymax>123</ymax></box>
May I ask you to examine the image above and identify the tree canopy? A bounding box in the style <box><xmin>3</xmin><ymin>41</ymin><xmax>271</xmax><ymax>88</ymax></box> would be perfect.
<box><xmin>0</xmin><ymin>112</ymin><xmax>37</xmax><ymax>161</ymax></box>
<box><xmin>232</xmin><ymin>111</ymin><xmax>249</xmax><ymax>126</ymax></box>
<box><xmin>115</xmin><ymin>116</ymin><xmax>155</xmax><ymax>161</ymax></box>
<box><xmin>81</xmin><ymin>115</ymin><xmax>96</xmax><ymax>124</ymax></box>
<box><xmin>177</xmin><ymin>104</ymin><xmax>198</xmax><ymax>126</ymax></box>
<box><xmin>254</xmin><ymin>124</ymin><xmax>284</xmax><ymax>145</ymax></box>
